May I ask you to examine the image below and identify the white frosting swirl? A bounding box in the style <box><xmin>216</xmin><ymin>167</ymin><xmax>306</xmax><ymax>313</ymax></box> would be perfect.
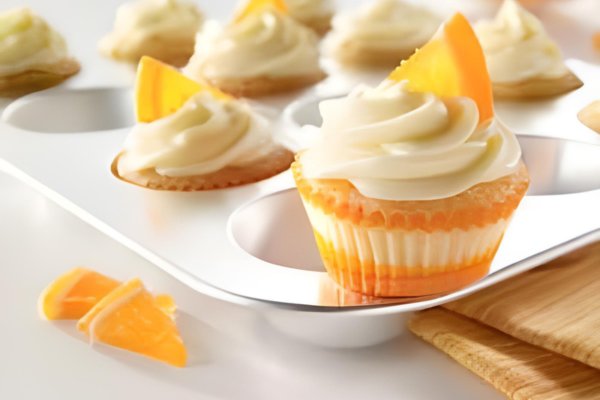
<box><xmin>118</xmin><ymin>91</ymin><xmax>277</xmax><ymax>177</ymax></box>
<box><xmin>184</xmin><ymin>10</ymin><xmax>321</xmax><ymax>80</ymax></box>
<box><xmin>301</xmin><ymin>81</ymin><xmax>522</xmax><ymax>201</ymax></box>
<box><xmin>327</xmin><ymin>0</ymin><xmax>439</xmax><ymax>54</ymax></box>
<box><xmin>474</xmin><ymin>0</ymin><xmax>568</xmax><ymax>83</ymax></box>
<box><xmin>99</xmin><ymin>0</ymin><xmax>203</xmax><ymax>59</ymax></box>
<box><xmin>286</xmin><ymin>0</ymin><xmax>334</xmax><ymax>21</ymax></box>
<box><xmin>0</xmin><ymin>8</ymin><xmax>69</xmax><ymax>76</ymax></box>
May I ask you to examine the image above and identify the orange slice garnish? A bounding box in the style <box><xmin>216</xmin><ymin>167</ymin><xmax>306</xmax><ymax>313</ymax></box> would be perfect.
<box><xmin>77</xmin><ymin>278</ymin><xmax>187</xmax><ymax>368</ymax></box>
<box><xmin>388</xmin><ymin>13</ymin><xmax>494</xmax><ymax>124</ymax></box>
<box><xmin>136</xmin><ymin>56</ymin><xmax>231</xmax><ymax>123</ymax></box>
<box><xmin>38</xmin><ymin>267</ymin><xmax>120</xmax><ymax>320</ymax></box>
<box><xmin>233</xmin><ymin>0</ymin><xmax>288</xmax><ymax>23</ymax></box>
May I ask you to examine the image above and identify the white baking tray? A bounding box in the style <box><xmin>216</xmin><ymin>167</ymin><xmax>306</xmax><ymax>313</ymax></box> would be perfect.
<box><xmin>1</xmin><ymin>58</ymin><xmax>600</xmax><ymax>312</ymax></box>
<box><xmin>2</xmin><ymin>0</ymin><xmax>600</xmax><ymax>351</ymax></box>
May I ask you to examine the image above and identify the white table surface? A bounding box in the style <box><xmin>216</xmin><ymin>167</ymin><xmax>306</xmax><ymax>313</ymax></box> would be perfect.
<box><xmin>1</xmin><ymin>0</ymin><xmax>599</xmax><ymax>398</ymax></box>
<box><xmin>0</xmin><ymin>171</ymin><xmax>507</xmax><ymax>399</ymax></box>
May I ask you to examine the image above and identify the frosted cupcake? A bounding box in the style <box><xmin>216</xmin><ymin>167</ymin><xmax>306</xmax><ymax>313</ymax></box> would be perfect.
<box><xmin>293</xmin><ymin>13</ymin><xmax>530</xmax><ymax>297</ymax></box>
<box><xmin>286</xmin><ymin>0</ymin><xmax>335</xmax><ymax>36</ymax></box>
<box><xmin>0</xmin><ymin>8</ymin><xmax>80</xmax><ymax>97</ymax></box>
<box><xmin>184</xmin><ymin>1</ymin><xmax>325</xmax><ymax>98</ymax></box>
<box><xmin>99</xmin><ymin>0</ymin><xmax>204</xmax><ymax>67</ymax></box>
<box><xmin>114</xmin><ymin>57</ymin><xmax>293</xmax><ymax>191</ymax></box>
<box><xmin>474</xmin><ymin>0</ymin><xmax>582</xmax><ymax>98</ymax></box>
<box><xmin>327</xmin><ymin>0</ymin><xmax>439</xmax><ymax>67</ymax></box>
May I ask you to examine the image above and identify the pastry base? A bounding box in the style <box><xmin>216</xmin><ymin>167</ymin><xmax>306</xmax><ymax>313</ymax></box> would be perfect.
<box><xmin>204</xmin><ymin>70</ymin><xmax>327</xmax><ymax>98</ymax></box>
<box><xmin>113</xmin><ymin>146</ymin><xmax>295</xmax><ymax>191</ymax></box>
<box><xmin>0</xmin><ymin>58</ymin><xmax>80</xmax><ymax>98</ymax></box>
<box><xmin>333</xmin><ymin>43</ymin><xmax>418</xmax><ymax>68</ymax></box>
<box><xmin>306</xmin><ymin>203</ymin><xmax>505</xmax><ymax>297</ymax></box>
<box><xmin>493</xmin><ymin>70</ymin><xmax>584</xmax><ymax>99</ymax></box>
<box><xmin>101</xmin><ymin>36</ymin><xmax>195</xmax><ymax>68</ymax></box>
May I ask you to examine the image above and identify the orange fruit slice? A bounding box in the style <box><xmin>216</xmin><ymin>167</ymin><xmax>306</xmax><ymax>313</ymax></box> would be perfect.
<box><xmin>388</xmin><ymin>13</ymin><xmax>493</xmax><ymax>124</ymax></box>
<box><xmin>135</xmin><ymin>56</ymin><xmax>231</xmax><ymax>124</ymax></box>
<box><xmin>233</xmin><ymin>0</ymin><xmax>288</xmax><ymax>23</ymax></box>
<box><xmin>77</xmin><ymin>278</ymin><xmax>187</xmax><ymax>368</ymax></box>
<box><xmin>38</xmin><ymin>267</ymin><xmax>120</xmax><ymax>320</ymax></box>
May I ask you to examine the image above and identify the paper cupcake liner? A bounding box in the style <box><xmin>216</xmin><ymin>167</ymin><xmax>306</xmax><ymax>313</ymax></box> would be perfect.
<box><xmin>303</xmin><ymin>199</ymin><xmax>513</xmax><ymax>297</ymax></box>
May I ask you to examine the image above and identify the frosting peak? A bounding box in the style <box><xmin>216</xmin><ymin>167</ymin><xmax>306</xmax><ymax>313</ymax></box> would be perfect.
<box><xmin>184</xmin><ymin>10</ymin><xmax>321</xmax><ymax>80</ymax></box>
<box><xmin>0</xmin><ymin>7</ymin><xmax>69</xmax><ymax>76</ymax></box>
<box><xmin>287</xmin><ymin>0</ymin><xmax>334</xmax><ymax>20</ymax></box>
<box><xmin>328</xmin><ymin>0</ymin><xmax>439</xmax><ymax>53</ymax></box>
<box><xmin>118</xmin><ymin>91</ymin><xmax>276</xmax><ymax>177</ymax></box>
<box><xmin>474</xmin><ymin>0</ymin><xmax>568</xmax><ymax>83</ymax></box>
<box><xmin>301</xmin><ymin>81</ymin><xmax>522</xmax><ymax>201</ymax></box>
<box><xmin>99</xmin><ymin>0</ymin><xmax>203</xmax><ymax>60</ymax></box>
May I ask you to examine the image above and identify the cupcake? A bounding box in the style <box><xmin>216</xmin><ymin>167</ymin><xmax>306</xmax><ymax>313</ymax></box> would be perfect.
<box><xmin>293</xmin><ymin>13</ymin><xmax>530</xmax><ymax>297</ymax></box>
<box><xmin>474</xmin><ymin>0</ymin><xmax>582</xmax><ymax>99</ymax></box>
<box><xmin>99</xmin><ymin>0</ymin><xmax>204</xmax><ymax>67</ymax></box>
<box><xmin>286</xmin><ymin>0</ymin><xmax>335</xmax><ymax>36</ymax></box>
<box><xmin>184</xmin><ymin>0</ymin><xmax>326</xmax><ymax>98</ymax></box>
<box><xmin>0</xmin><ymin>7</ymin><xmax>80</xmax><ymax>97</ymax></box>
<box><xmin>114</xmin><ymin>57</ymin><xmax>294</xmax><ymax>191</ymax></box>
<box><xmin>326</xmin><ymin>0</ymin><xmax>439</xmax><ymax>68</ymax></box>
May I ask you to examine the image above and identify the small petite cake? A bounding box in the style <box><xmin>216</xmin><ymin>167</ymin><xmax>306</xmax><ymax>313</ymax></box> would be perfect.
<box><xmin>326</xmin><ymin>0</ymin><xmax>439</xmax><ymax>67</ymax></box>
<box><xmin>99</xmin><ymin>0</ymin><xmax>204</xmax><ymax>67</ymax></box>
<box><xmin>475</xmin><ymin>0</ymin><xmax>582</xmax><ymax>98</ymax></box>
<box><xmin>0</xmin><ymin>7</ymin><xmax>79</xmax><ymax>97</ymax></box>
<box><xmin>184</xmin><ymin>0</ymin><xmax>325</xmax><ymax>98</ymax></box>
<box><xmin>294</xmin><ymin>14</ymin><xmax>529</xmax><ymax>297</ymax></box>
<box><xmin>114</xmin><ymin>57</ymin><xmax>293</xmax><ymax>191</ymax></box>
<box><xmin>286</xmin><ymin>0</ymin><xmax>335</xmax><ymax>36</ymax></box>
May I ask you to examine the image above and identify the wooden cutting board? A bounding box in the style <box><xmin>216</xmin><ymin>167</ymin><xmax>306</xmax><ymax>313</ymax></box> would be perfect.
<box><xmin>443</xmin><ymin>240</ymin><xmax>600</xmax><ymax>370</ymax></box>
<box><xmin>409</xmin><ymin>308</ymin><xmax>600</xmax><ymax>400</ymax></box>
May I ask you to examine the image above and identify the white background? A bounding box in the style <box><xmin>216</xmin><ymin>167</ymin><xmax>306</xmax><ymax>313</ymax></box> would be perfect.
<box><xmin>1</xmin><ymin>0</ymin><xmax>599</xmax><ymax>399</ymax></box>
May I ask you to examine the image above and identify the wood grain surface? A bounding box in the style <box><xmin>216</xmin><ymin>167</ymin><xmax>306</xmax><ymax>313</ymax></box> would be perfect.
<box><xmin>409</xmin><ymin>308</ymin><xmax>600</xmax><ymax>400</ymax></box>
<box><xmin>443</xmin><ymin>241</ymin><xmax>600</xmax><ymax>370</ymax></box>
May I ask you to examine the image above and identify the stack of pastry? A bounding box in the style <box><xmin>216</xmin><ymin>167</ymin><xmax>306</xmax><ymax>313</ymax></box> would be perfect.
<box><xmin>410</xmin><ymin>241</ymin><xmax>600</xmax><ymax>399</ymax></box>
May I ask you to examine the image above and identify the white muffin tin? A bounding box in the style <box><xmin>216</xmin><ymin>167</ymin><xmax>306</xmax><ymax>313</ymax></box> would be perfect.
<box><xmin>2</xmin><ymin>0</ymin><xmax>600</xmax><ymax>348</ymax></box>
<box><xmin>2</xmin><ymin>58</ymin><xmax>600</xmax><ymax>310</ymax></box>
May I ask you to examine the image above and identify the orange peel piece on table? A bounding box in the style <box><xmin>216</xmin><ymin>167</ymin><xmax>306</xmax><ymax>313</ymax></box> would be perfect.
<box><xmin>135</xmin><ymin>56</ymin><xmax>232</xmax><ymax>123</ymax></box>
<box><xmin>388</xmin><ymin>13</ymin><xmax>494</xmax><ymax>125</ymax></box>
<box><xmin>38</xmin><ymin>267</ymin><xmax>120</xmax><ymax>320</ymax></box>
<box><xmin>233</xmin><ymin>0</ymin><xmax>288</xmax><ymax>23</ymax></box>
<box><xmin>77</xmin><ymin>278</ymin><xmax>187</xmax><ymax>368</ymax></box>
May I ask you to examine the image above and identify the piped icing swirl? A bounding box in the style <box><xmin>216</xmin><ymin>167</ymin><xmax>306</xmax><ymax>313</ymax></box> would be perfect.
<box><xmin>99</xmin><ymin>0</ymin><xmax>203</xmax><ymax>60</ymax></box>
<box><xmin>328</xmin><ymin>0</ymin><xmax>439</xmax><ymax>54</ymax></box>
<box><xmin>117</xmin><ymin>91</ymin><xmax>277</xmax><ymax>177</ymax></box>
<box><xmin>286</xmin><ymin>0</ymin><xmax>334</xmax><ymax>22</ymax></box>
<box><xmin>301</xmin><ymin>80</ymin><xmax>522</xmax><ymax>201</ymax></box>
<box><xmin>0</xmin><ymin>7</ymin><xmax>70</xmax><ymax>76</ymax></box>
<box><xmin>184</xmin><ymin>10</ymin><xmax>321</xmax><ymax>80</ymax></box>
<box><xmin>474</xmin><ymin>0</ymin><xmax>568</xmax><ymax>83</ymax></box>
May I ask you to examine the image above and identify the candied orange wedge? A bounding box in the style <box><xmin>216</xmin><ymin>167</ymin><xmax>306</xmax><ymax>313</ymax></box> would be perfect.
<box><xmin>77</xmin><ymin>278</ymin><xmax>187</xmax><ymax>368</ymax></box>
<box><xmin>388</xmin><ymin>13</ymin><xmax>494</xmax><ymax>125</ymax></box>
<box><xmin>136</xmin><ymin>56</ymin><xmax>231</xmax><ymax>123</ymax></box>
<box><xmin>38</xmin><ymin>267</ymin><xmax>120</xmax><ymax>320</ymax></box>
<box><xmin>234</xmin><ymin>0</ymin><xmax>288</xmax><ymax>23</ymax></box>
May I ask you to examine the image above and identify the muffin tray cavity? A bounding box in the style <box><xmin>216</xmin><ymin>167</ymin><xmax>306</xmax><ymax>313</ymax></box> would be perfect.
<box><xmin>2</xmin><ymin>62</ymin><xmax>600</xmax><ymax>312</ymax></box>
